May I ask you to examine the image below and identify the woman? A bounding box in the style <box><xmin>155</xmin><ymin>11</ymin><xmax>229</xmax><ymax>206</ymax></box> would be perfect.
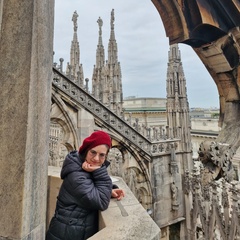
<box><xmin>46</xmin><ymin>130</ymin><xmax>124</xmax><ymax>240</ymax></box>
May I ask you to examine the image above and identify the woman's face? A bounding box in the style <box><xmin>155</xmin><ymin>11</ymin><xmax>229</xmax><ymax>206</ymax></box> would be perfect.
<box><xmin>85</xmin><ymin>144</ymin><xmax>108</xmax><ymax>166</ymax></box>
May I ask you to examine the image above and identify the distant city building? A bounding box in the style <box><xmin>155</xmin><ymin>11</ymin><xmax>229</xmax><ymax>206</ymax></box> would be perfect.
<box><xmin>123</xmin><ymin>95</ymin><xmax>220</xmax><ymax>157</ymax></box>
<box><xmin>123</xmin><ymin>97</ymin><xmax>167</xmax><ymax>138</ymax></box>
<box><xmin>190</xmin><ymin>108</ymin><xmax>220</xmax><ymax>158</ymax></box>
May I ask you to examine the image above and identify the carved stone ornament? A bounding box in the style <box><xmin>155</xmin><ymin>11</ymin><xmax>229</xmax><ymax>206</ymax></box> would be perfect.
<box><xmin>198</xmin><ymin>141</ymin><xmax>236</xmax><ymax>184</ymax></box>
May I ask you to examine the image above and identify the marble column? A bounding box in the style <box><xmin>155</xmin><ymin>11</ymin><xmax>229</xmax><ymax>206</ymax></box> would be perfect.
<box><xmin>0</xmin><ymin>0</ymin><xmax>54</xmax><ymax>239</ymax></box>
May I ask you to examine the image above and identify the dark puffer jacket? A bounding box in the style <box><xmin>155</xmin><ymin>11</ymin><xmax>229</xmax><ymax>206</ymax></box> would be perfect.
<box><xmin>46</xmin><ymin>151</ymin><xmax>112</xmax><ymax>240</ymax></box>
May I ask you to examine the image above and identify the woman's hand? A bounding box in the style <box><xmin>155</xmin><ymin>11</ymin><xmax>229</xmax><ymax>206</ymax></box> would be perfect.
<box><xmin>111</xmin><ymin>189</ymin><xmax>125</xmax><ymax>201</ymax></box>
<box><xmin>82</xmin><ymin>161</ymin><xmax>101</xmax><ymax>172</ymax></box>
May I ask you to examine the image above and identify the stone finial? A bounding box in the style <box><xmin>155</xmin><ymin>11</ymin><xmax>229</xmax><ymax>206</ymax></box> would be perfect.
<box><xmin>59</xmin><ymin>58</ymin><xmax>64</xmax><ymax>72</ymax></box>
<box><xmin>72</xmin><ymin>11</ymin><xmax>78</xmax><ymax>32</ymax></box>
<box><xmin>97</xmin><ymin>17</ymin><xmax>103</xmax><ymax>36</ymax></box>
<box><xmin>97</xmin><ymin>17</ymin><xmax>103</xmax><ymax>28</ymax></box>
<box><xmin>111</xmin><ymin>9</ymin><xmax>115</xmax><ymax>28</ymax></box>
<box><xmin>85</xmin><ymin>78</ymin><xmax>89</xmax><ymax>92</ymax></box>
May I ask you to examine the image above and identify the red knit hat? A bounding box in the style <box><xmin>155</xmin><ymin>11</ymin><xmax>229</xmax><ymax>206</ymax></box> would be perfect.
<box><xmin>78</xmin><ymin>131</ymin><xmax>112</xmax><ymax>155</ymax></box>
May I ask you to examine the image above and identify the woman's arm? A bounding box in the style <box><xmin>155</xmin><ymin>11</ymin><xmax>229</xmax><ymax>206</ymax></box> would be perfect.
<box><xmin>67</xmin><ymin>166</ymin><xmax>112</xmax><ymax>211</ymax></box>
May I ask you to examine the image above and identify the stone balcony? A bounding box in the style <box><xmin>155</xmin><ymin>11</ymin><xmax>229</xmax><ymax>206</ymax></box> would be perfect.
<box><xmin>47</xmin><ymin>166</ymin><xmax>161</xmax><ymax>240</ymax></box>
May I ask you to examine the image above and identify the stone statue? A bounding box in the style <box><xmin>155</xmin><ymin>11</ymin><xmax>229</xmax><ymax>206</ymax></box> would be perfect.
<box><xmin>171</xmin><ymin>181</ymin><xmax>179</xmax><ymax>210</ymax></box>
<box><xmin>111</xmin><ymin>9</ymin><xmax>115</xmax><ymax>28</ymax></box>
<box><xmin>97</xmin><ymin>17</ymin><xmax>103</xmax><ymax>28</ymax></box>
<box><xmin>97</xmin><ymin>17</ymin><xmax>103</xmax><ymax>35</ymax></box>
<box><xmin>72</xmin><ymin>11</ymin><xmax>78</xmax><ymax>32</ymax></box>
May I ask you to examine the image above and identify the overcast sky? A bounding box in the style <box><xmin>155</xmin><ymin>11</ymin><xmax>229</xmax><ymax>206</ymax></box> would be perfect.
<box><xmin>53</xmin><ymin>0</ymin><xmax>219</xmax><ymax>109</ymax></box>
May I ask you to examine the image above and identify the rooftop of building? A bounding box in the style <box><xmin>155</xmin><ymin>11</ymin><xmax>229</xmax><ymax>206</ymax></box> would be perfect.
<box><xmin>124</xmin><ymin>96</ymin><xmax>166</xmax><ymax>100</ymax></box>
<box><xmin>123</xmin><ymin>107</ymin><xmax>166</xmax><ymax>112</ymax></box>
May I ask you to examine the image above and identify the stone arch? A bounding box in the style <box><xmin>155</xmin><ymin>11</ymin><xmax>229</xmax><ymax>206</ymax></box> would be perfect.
<box><xmin>123</xmin><ymin>166</ymin><xmax>152</xmax><ymax>210</ymax></box>
<box><xmin>152</xmin><ymin>0</ymin><xmax>240</xmax><ymax>134</ymax></box>
<box><xmin>107</xmin><ymin>134</ymin><xmax>153</xmax><ymax>210</ymax></box>
<box><xmin>49</xmin><ymin>119</ymin><xmax>69</xmax><ymax>167</ymax></box>
<box><xmin>49</xmin><ymin>92</ymin><xmax>80</xmax><ymax>166</ymax></box>
<box><xmin>137</xmin><ymin>186</ymin><xmax>151</xmax><ymax>210</ymax></box>
<box><xmin>107</xmin><ymin>147</ymin><xmax>123</xmax><ymax>177</ymax></box>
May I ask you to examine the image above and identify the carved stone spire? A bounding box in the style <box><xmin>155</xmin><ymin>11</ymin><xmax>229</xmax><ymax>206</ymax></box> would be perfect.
<box><xmin>66</xmin><ymin>11</ymin><xmax>84</xmax><ymax>87</ymax></box>
<box><xmin>92</xmin><ymin>9</ymin><xmax>123</xmax><ymax>116</ymax></box>
<box><xmin>92</xmin><ymin>17</ymin><xmax>105</xmax><ymax>100</ymax></box>
<box><xmin>166</xmin><ymin>44</ymin><xmax>191</xmax><ymax>152</ymax></box>
<box><xmin>96</xmin><ymin>17</ymin><xmax>105</xmax><ymax>68</ymax></box>
<box><xmin>106</xmin><ymin>9</ymin><xmax>123</xmax><ymax>115</ymax></box>
<box><xmin>108</xmin><ymin>9</ymin><xmax>117</xmax><ymax>65</ymax></box>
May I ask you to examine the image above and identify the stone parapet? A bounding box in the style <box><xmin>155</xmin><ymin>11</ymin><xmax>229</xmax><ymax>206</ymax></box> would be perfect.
<box><xmin>47</xmin><ymin>166</ymin><xmax>161</xmax><ymax>240</ymax></box>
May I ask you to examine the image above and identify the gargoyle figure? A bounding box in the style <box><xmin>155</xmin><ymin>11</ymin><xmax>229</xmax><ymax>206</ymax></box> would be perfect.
<box><xmin>198</xmin><ymin>141</ymin><xmax>235</xmax><ymax>185</ymax></box>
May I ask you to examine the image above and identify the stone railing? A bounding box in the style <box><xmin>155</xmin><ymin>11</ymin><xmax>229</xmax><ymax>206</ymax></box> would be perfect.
<box><xmin>47</xmin><ymin>166</ymin><xmax>161</xmax><ymax>240</ymax></box>
<box><xmin>52</xmin><ymin>67</ymin><xmax>179</xmax><ymax>156</ymax></box>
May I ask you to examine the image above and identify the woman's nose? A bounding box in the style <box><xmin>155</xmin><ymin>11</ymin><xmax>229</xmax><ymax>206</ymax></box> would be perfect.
<box><xmin>93</xmin><ymin>153</ymin><xmax>100</xmax><ymax>161</ymax></box>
